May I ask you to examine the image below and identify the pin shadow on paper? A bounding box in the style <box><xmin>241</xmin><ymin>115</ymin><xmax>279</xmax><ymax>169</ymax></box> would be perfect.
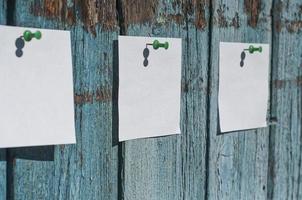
<box><xmin>143</xmin><ymin>40</ymin><xmax>169</xmax><ymax>67</ymax></box>
<box><xmin>240</xmin><ymin>45</ymin><xmax>262</xmax><ymax>67</ymax></box>
<box><xmin>15</xmin><ymin>30</ymin><xmax>42</xmax><ymax>57</ymax></box>
<box><xmin>143</xmin><ymin>47</ymin><xmax>149</xmax><ymax>66</ymax></box>
<box><xmin>15</xmin><ymin>37</ymin><xmax>25</xmax><ymax>57</ymax></box>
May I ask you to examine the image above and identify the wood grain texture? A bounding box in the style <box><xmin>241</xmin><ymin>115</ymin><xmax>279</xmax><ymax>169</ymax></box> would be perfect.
<box><xmin>1</xmin><ymin>0</ymin><xmax>301</xmax><ymax>199</ymax></box>
<box><xmin>0</xmin><ymin>0</ymin><xmax>6</xmax><ymax>24</ymax></box>
<box><xmin>10</xmin><ymin>0</ymin><xmax>119</xmax><ymax>199</ymax></box>
<box><xmin>268</xmin><ymin>0</ymin><xmax>302</xmax><ymax>199</ymax></box>
<box><xmin>207</xmin><ymin>1</ymin><xmax>272</xmax><ymax>199</ymax></box>
<box><xmin>120</xmin><ymin>0</ymin><xmax>210</xmax><ymax>200</ymax></box>
<box><xmin>0</xmin><ymin>1</ymin><xmax>7</xmax><ymax>200</ymax></box>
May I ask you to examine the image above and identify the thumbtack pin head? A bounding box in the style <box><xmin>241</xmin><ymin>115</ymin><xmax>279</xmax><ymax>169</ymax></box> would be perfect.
<box><xmin>248</xmin><ymin>45</ymin><xmax>255</xmax><ymax>53</ymax></box>
<box><xmin>153</xmin><ymin>40</ymin><xmax>160</xmax><ymax>49</ymax></box>
<box><xmin>34</xmin><ymin>31</ymin><xmax>42</xmax><ymax>40</ymax></box>
<box><xmin>23</xmin><ymin>30</ymin><xmax>32</xmax><ymax>42</ymax></box>
<box><xmin>164</xmin><ymin>42</ymin><xmax>169</xmax><ymax>49</ymax></box>
<box><xmin>244</xmin><ymin>45</ymin><xmax>262</xmax><ymax>54</ymax></box>
<box><xmin>151</xmin><ymin>40</ymin><xmax>169</xmax><ymax>50</ymax></box>
<box><xmin>23</xmin><ymin>30</ymin><xmax>42</xmax><ymax>42</ymax></box>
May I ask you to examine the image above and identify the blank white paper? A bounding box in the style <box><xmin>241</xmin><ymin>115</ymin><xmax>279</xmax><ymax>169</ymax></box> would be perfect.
<box><xmin>219</xmin><ymin>42</ymin><xmax>270</xmax><ymax>133</ymax></box>
<box><xmin>0</xmin><ymin>25</ymin><xmax>76</xmax><ymax>148</ymax></box>
<box><xmin>118</xmin><ymin>36</ymin><xmax>182</xmax><ymax>141</ymax></box>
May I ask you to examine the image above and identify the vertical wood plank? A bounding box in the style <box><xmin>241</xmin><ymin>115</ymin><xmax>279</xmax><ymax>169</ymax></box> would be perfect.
<box><xmin>0</xmin><ymin>1</ymin><xmax>7</xmax><ymax>200</ymax></box>
<box><xmin>12</xmin><ymin>0</ymin><xmax>119</xmax><ymax>199</ymax></box>
<box><xmin>268</xmin><ymin>0</ymin><xmax>302</xmax><ymax>199</ymax></box>
<box><xmin>207</xmin><ymin>1</ymin><xmax>272</xmax><ymax>199</ymax></box>
<box><xmin>120</xmin><ymin>1</ymin><xmax>210</xmax><ymax>199</ymax></box>
<box><xmin>0</xmin><ymin>150</ymin><xmax>6</xmax><ymax>200</ymax></box>
<box><xmin>0</xmin><ymin>1</ymin><xmax>6</xmax><ymax>24</ymax></box>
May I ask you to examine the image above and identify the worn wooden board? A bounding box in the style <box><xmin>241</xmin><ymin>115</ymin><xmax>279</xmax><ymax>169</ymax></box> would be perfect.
<box><xmin>207</xmin><ymin>1</ymin><xmax>272</xmax><ymax>199</ymax></box>
<box><xmin>10</xmin><ymin>0</ymin><xmax>119</xmax><ymax>199</ymax></box>
<box><xmin>120</xmin><ymin>1</ymin><xmax>210</xmax><ymax>200</ymax></box>
<box><xmin>268</xmin><ymin>1</ymin><xmax>302</xmax><ymax>199</ymax></box>
<box><xmin>0</xmin><ymin>1</ymin><xmax>7</xmax><ymax>200</ymax></box>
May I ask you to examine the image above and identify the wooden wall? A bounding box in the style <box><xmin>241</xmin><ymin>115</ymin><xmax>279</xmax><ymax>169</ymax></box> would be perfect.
<box><xmin>0</xmin><ymin>0</ymin><xmax>301</xmax><ymax>199</ymax></box>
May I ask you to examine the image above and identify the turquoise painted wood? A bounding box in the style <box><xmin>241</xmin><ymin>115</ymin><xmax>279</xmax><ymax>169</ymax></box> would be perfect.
<box><xmin>268</xmin><ymin>1</ymin><xmax>302</xmax><ymax>199</ymax></box>
<box><xmin>0</xmin><ymin>0</ymin><xmax>301</xmax><ymax>200</ymax></box>
<box><xmin>10</xmin><ymin>0</ymin><xmax>119</xmax><ymax>199</ymax></box>
<box><xmin>208</xmin><ymin>1</ymin><xmax>272</xmax><ymax>199</ymax></box>
<box><xmin>120</xmin><ymin>1</ymin><xmax>210</xmax><ymax>200</ymax></box>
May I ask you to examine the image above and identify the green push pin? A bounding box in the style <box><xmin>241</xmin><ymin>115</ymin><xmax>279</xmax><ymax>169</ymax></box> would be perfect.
<box><xmin>23</xmin><ymin>30</ymin><xmax>42</xmax><ymax>42</ymax></box>
<box><xmin>147</xmin><ymin>40</ymin><xmax>169</xmax><ymax>50</ymax></box>
<box><xmin>244</xmin><ymin>45</ymin><xmax>262</xmax><ymax>54</ymax></box>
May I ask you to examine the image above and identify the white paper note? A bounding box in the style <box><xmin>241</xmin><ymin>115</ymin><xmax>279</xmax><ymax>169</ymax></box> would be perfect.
<box><xmin>118</xmin><ymin>36</ymin><xmax>182</xmax><ymax>141</ymax></box>
<box><xmin>219</xmin><ymin>42</ymin><xmax>270</xmax><ymax>133</ymax></box>
<box><xmin>0</xmin><ymin>25</ymin><xmax>76</xmax><ymax>148</ymax></box>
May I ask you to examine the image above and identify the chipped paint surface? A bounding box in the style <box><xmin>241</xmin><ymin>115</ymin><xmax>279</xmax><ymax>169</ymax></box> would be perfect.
<box><xmin>189</xmin><ymin>0</ymin><xmax>208</xmax><ymax>29</ymax></box>
<box><xmin>29</xmin><ymin>0</ymin><xmax>302</xmax><ymax>33</ymax></box>
<box><xmin>31</xmin><ymin>0</ymin><xmax>117</xmax><ymax>35</ymax></box>
<box><xmin>216</xmin><ymin>5</ymin><xmax>228</xmax><ymax>27</ymax></box>
<box><xmin>231</xmin><ymin>12</ymin><xmax>240</xmax><ymax>28</ymax></box>
<box><xmin>121</xmin><ymin>0</ymin><xmax>158</xmax><ymax>29</ymax></box>
<box><xmin>273</xmin><ymin>1</ymin><xmax>302</xmax><ymax>33</ymax></box>
<box><xmin>213</xmin><ymin>5</ymin><xmax>240</xmax><ymax>28</ymax></box>
<box><xmin>285</xmin><ymin>19</ymin><xmax>302</xmax><ymax>33</ymax></box>
<box><xmin>30</xmin><ymin>0</ymin><xmax>211</xmax><ymax>32</ymax></box>
<box><xmin>244</xmin><ymin>0</ymin><xmax>261</xmax><ymax>28</ymax></box>
<box><xmin>80</xmin><ymin>0</ymin><xmax>117</xmax><ymax>34</ymax></box>
<box><xmin>31</xmin><ymin>0</ymin><xmax>75</xmax><ymax>25</ymax></box>
<box><xmin>273</xmin><ymin>76</ymin><xmax>302</xmax><ymax>89</ymax></box>
<box><xmin>181</xmin><ymin>0</ymin><xmax>208</xmax><ymax>29</ymax></box>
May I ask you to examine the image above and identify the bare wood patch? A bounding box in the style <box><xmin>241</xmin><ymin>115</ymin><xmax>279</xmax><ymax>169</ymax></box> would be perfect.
<box><xmin>273</xmin><ymin>77</ymin><xmax>302</xmax><ymax>89</ymax></box>
<box><xmin>30</xmin><ymin>0</ymin><xmax>117</xmax><ymax>35</ymax></box>
<box><xmin>244</xmin><ymin>0</ymin><xmax>261</xmax><ymax>28</ymax></box>
<box><xmin>122</xmin><ymin>0</ymin><xmax>159</xmax><ymax>29</ymax></box>
<box><xmin>74</xmin><ymin>88</ymin><xmax>112</xmax><ymax>105</ymax></box>
<box><xmin>121</xmin><ymin>0</ymin><xmax>208</xmax><ymax>30</ymax></box>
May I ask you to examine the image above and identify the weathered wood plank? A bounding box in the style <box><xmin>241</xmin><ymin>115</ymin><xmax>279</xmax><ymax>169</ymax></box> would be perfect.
<box><xmin>12</xmin><ymin>0</ymin><xmax>119</xmax><ymax>199</ymax></box>
<box><xmin>268</xmin><ymin>1</ymin><xmax>302</xmax><ymax>199</ymax></box>
<box><xmin>120</xmin><ymin>1</ymin><xmax>210</xmax><ymax>199</ymax></box>
<box><xmin>0</xmin><ymin>1</ymin><xmax>7</xmax><ymax>200</ymax></box>
<box><xmin>0</xmin><ymin>1</ymin><xmax>6</xmax><ymax>24</ymax></box>
<box><xmin>207</xmin><ymin>1</ymin><xmax>272</xmax><ymax>199</ymax></box>
<box><xmin>0</xmin><ymin>149</ymin><xmax>6</xmax><ymax>200</ymax></box>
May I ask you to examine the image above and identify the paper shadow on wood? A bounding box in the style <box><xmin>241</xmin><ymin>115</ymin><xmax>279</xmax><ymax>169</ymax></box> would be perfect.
<box><xmin>0</xmin><ymin>150</ymin><xmax>5</xmax><ymax>161</ymax></box>
<box><xmin>112</xmin><ymin>40</ymin><xmax>125</xmax><ymax>200</ymax></box>
<box><xmin>218</xmin><ymin>101</ymin><xmax>269</xmax><ymax>135</ymax></box>
<box><xmin>218</xmin><ymin>108</ymin><xmax>266</xmax><ymax>135</ymax></box>
<box><xmin>8</xmin><ymin>145</ymin><xmax>54</xmax><ymax>161</ymax></box>
<box><xmin>112</xmin><ymin>40</ymin><xmax>119</xmax><ymax>146</ymax></box>
<box><xmin>5</xmin><ymin>146</ymin><xmax>54</xmax><ymax>200</ymax></box>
